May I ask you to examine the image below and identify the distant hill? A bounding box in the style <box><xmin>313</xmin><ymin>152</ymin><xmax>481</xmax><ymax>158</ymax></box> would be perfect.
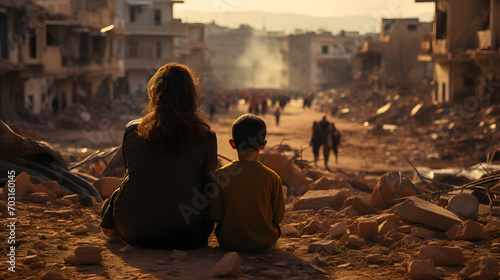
<box><xmin>175</xmin><ymin>10</ymin><xmax>433</xmax><ymax>34</ymax></box>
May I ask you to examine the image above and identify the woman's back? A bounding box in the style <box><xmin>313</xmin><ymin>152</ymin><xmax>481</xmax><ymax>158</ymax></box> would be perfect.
<box><xmin>113</xmin><ymin>120</ymin><xmax>217</xmax><ymax>249</ymax></box>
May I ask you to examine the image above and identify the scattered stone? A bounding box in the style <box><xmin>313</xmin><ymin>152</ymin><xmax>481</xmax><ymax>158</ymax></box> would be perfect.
<box><xmin>394</xmin><ymin>196</ymin><xmax>462</xmax><ymax>231</ymax></box>
<box><xmin>44</xmin><ymin>210</ymin><xmax>74</xmax><ymax>218</ymax></box>
<box><xmin>32</xmin><ymin>184</ymin><xmax>57</xmax><ymax>200</ymax></box>
<box><xmin>334</xmin><ymin>205</ymin><xmax>359</xmax><ymax>218</ymax></box>
<box><xmin>446</xmin><ymin>220</ymin><xmax>488</xmax><ymax>241</ymax></box>
<box><xmin>21</xmin><ymin>255</ymin><xmax>40</xmax><ymax>264</ymax></box>
<box><xmin>337</xmin><ymin>263</ymin><xmax>351</xmax><ymax>268</ymax></box>
<box><xmin>42</xmin><ymin>269</ymin><xmax>64</xmax><ymax>280</ymax></box>
<box><xmin>63</xmin><ymin>194</ymin><xmax>79</xmax><ymax>203</ymax></box>
<box><xmin>292</xmin><ymin>189</ymin><xmax>350</xmax><ymax>211</ymax></box>
<box><xmin>402</xmin><ymin>235</ymin><xmax>422</xmax><ymax>243</ymax></box>
<box><xmin>342</xmin><ymin>196</ymin><xmax>378</xmax><ymax>215</ymax></box>
<box><xmin>25</xmin><ymin>192</ymin><xmax>50</xmax><ymax>203</ymax></box>
<box><xmin>286</xmin><ymin>164</ymin><xmax>309</xmax><ymax>195</ymax></box>
<box><xmin>309</xmin><ymin>176</ymin><xmax>351</xmax><ymax>190</ymax></box>
<box><xmin>64</xmin><ymin>246</ymin><xmax>103</xmax><ymax>265</ymax></box>
<box><xmin>370</xmin><ymin>172</ymin><xmax>418</xmax><ymax>210</ymax></box>
<box><xmin>301</xmin><ymin>219</ymin><xmax>324</xmax><ymax>235</ymax></box>
<box><xmin>398</xmin><ymin>225</ymin><xmax>413</xmax><ymax>234</ymax></box>
<box><xmin>408</xmin><ymin>259</ymin><xmax>444</xmax><ymax>280</ymax></box>
<box><xmin>5</xmin><ymin>172</ymin><xmax>34</xmax><ymax>198</ymax></box>
<box><xmin>411</xmin><ymin>227</ymin><xmax>436</xmax><ymax>239</ymax></box>
<box><xmin>357</xmin><ymin>219</ymin><xmax>379</xmax><ymax>240</ymax></box>
<box><xmin>366</xmin><ymin>254</ymin><xmax>381</xmax><ymax>264</ymax></box>
<box><xmin>212</xmin><ymin>252</ymin><xmax>240</xmax><ymax>277</ymax></box>
<box><xmin>346</xmin><ymin>177</ymin><xmax>374</xmax><ymax>192</ymax></box>
<box><xmin>55</xmin><ymin>198</ymin><xmax>73</xmax><ymax>206</ymax></box>
<box><xmin>378</xmin><ymin>219</ymin><xmax>398</xmax><ymax>237</ymax></box>
<box><xmin>118</xmin><ymin>245</ymin><xmax>136</xmax><ymax>253</ymax></box>
<box><xmin>308</xmin><ymin>240</ymin><xmax>337</xmax><ymax>254</ymax></box>
<box><xmin>33</xmin><ymin>241</ymin><xmax>49</xmax><ymax>249</ymax></box>
<box><xmin>459</xmin><ymin>256</ymin><xmax>500</xmax><ymax>280</ymax></box>
<box><xmin>339</xmin><ymin>235</ymin><xmax>366</xmax><ymax>248</ymax></box>
<box><xmin>57</xmin><ymin>245</ymin><xmax>69</xmax><ymax>250</ymax></box>
<box><xmin>85</xmin><ymin>223</ymin><xmax>101</xmax><ymax>233</ymax></box>
<box><xmin>72</xmin><ymin>225</ymin><xmax>88</xmax><ymax>234</ymax></box>
<box><xmin>418</xmin><ymin>245</ymin><xmax>465</xmax><ymax>266</ymax></box>
<box><xmin>29</xmin><ymin>261</ymin><xmax>46</xmax><ymax>269</ymax></box>
<box><xmin>169</xmin><ymin>250</ymin><xmax>188</xmax><ymax>260</ymax></box>
<box><xmin>281</xmin><ymin>224</ymin><xmax>300</xmax><ymax>236</ymax></box>
<box><xmin>329</xmin><ymin>222</ymin><xmax>347</xmax><ymax>239</ymax></box>
<box><xmin>41</xmin><ymin>181</ymin><xmax>63</xmax><ymax>197</ymax></box>
<box><xmin>92</xmin><ymin>177</ymin><xmax>122</xmax><ymax>198</ymax></box>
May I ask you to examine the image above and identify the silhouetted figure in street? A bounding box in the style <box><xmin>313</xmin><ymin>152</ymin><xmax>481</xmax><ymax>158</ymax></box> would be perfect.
<box><xmin>318</xmin><ymin>116</ymin><xmax>330</xmax><ymax>169</ymax></box>
<box><xmin>274</xmin><ymin>108</ymin><xmax>280</xmax><ymax>126</ymax></box>
<box><xmin>310</xmin><ymin>121</ymin><xmax>323</xmax><ymax>167</ymax></box>
<box><xmin>52</xmin><ymin>96</ymin><xmax>59</xmax><ymax>114</ymax></box>
<box><xmin>326</xmin><ymin>123</ymin><xmax>341</xmax><ymax>165</ymax></box>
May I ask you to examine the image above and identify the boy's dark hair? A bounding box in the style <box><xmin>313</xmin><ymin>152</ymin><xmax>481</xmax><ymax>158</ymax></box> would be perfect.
<box><xmin>232</xmin><ymin>114</ymin><xmax>267</xmax><ymax>153</ymax></box>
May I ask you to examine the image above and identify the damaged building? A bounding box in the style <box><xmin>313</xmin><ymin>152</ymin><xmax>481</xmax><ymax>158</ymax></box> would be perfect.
<box><xmin>0</xmin><ymin>0</ymin><xmax>126</xmax><ymax>118</ymax></box>
<box><xmin>119</xmin><ymin>0</ymin><xmax>207</xmax><ymax>97</ymax></box>
<box><xmin>354</xmin><ymin>18</ymin><xmax>433</xmax><ymax>92</ymax></box>
<box><xmin>417</xmin><ymin>0</ymin><xmax>500</xmax><ymax>106</ymax></box>
<box><xmin>288</xmin><ymin>31</ymin><xmax>359</xmax><ymax>92</ymax></box>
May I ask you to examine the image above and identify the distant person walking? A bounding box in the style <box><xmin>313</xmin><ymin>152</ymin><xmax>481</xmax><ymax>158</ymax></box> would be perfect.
<box><xmin>310</xmin><ymin>121</ymin><xmax>323</xmax><ymax>167</ymax></box>
<box><xmin>326</xmin><ymin>123</ymin><xmax>341</xmax><ymax>165</ymax></box>
<box><xmin>318</xmin><ymin>116</ymin><xmax>330</xmax><ymax>169</ymax></box>
<box><xmin>274</xmin><ymin>108</ymin><xmax>281</xmax><ymax>126</ymax></box>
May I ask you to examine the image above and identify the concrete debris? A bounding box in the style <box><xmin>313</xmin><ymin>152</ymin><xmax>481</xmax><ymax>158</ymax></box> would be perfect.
<box><xmin>64</xmin><ymin>246</ymin><xmax>103</xmax><ymax>265</ymax></box>
<box><xmin>394</xmin><ymin>196</ymin><xmax>462</xmax><ymax>231</ymax></box>
<box><xmin>411</xmin><ymin>227</ymin><xmax>436</xmax><ymax>239</ymax></box>
<box><xmin>301</xmin><ymin>219</ymin><xmax>325</xmax><ymax>235</ymax></box>
<box><xmin>338</xmin><ymin>235</ymin><xmax>366</xmax><ymax>248</ymax></box>
<box><xmin>309</xmin><ymin>176</ymin><xmax>351</xmax><ymax>190</ymax></box>
<box><xmin>408</xmin><ymin>259</ymin><xmax>444</xmax><ymax>280</ymax></box>
<box><xmin>42</xmin><ymin>269</ymin><xmax>64</xmax><ymax>280</ymax></box>
<box><xmin>25</xmin><ymin>192</ymin><xmax>50</xmax><ymax>203</ymax></box>
<box><xmin>5</xmin><ymin>172</ymin><xmax>34</xmax><ymax>199</ymax></box>
<box><xmin>357</xmin><ymin>219</ymin><xmax>379</xmax><ymax>240</ymax></box>
<box><xmin>378</xmin><ymin>219</ymin><xmax>398</xmax><ymax>237</ymax></box>
<box><xmin>329</xmin><ymin>222</ymin><xmax>348</xmax><ymax>239</ymax></box>
<box><xmin>72</xmin><ymin>225</ymin><xmax>88</xmax><ymax>234</ymax></box>
<box><xmin>333</xmin><ymin>205</ymin><xmax>359</xmax><ymax>219</ymax></box>
<box><xmin>446</xmin><ymin>220</ymin><xmax>489</xmax><ymax>241</ymax></box>
<box><xmin>418</xmin><ymin>245</ymin><xmax>465</xmax><ymax>266</ymax></box>
<box><xmin>370</xmin><ymin>172</ymin><xmax>418</xmax><ymax>210</ymax></box>
<box><xmin>63</xmin><ymin>194</ymin><xmax>79</xmax><ymax>203</ymax></box>
<box><xmin>458</xmin><ymin>256</ymin><xmax>500</xmax><ymax>280</ymax></box>
<box><xmin>92</xmin><ymin>177</ymin><xmax>122</xmax><ymax>198</ymax></box>
<box><xmin>212</xmin><ymin>252</ymin><xmax>241</xmax><ymax>277</ymax></box>
<box><xmin>281</xmin><ymin>224</ymin><xmax>300</xmax><ymax>236</ymax></box>
<box><xmin>342</xmin><ymin>196</ymin><xmax>378</xmax><ymax>215</ymax></box>
<box><xmin>292</xmin><ymin>189</ymin><xmax>350</xmax><ymax>210</ymax></box>
<box><xmin>307</xmin><ymin>240</ymin><xmax>337</xmax><ymax>254</ymax></box>
<box><xmin>366</xmin><ymin>254</ymin><xmax>381</xmax><ymax>264</ymax></box>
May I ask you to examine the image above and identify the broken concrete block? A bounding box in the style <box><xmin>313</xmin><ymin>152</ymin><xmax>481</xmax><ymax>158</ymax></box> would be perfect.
<box><xmin>459</xmin><ymin>256</ymin><xmax>500</xmax><ymax>280</ymax></box>
<box><xmin>4</xmin><ymin>172</ymin><xmax>34</xmax><ymax>198</ymax></box>
<box><xmin>72</xmin><ymin>225</ymin><xmax>88</xmax><ymax>234</ymax></box>
<box><xmin>411</xmin><ymin>227</ymin><xmax>436</xmax><ymax>239</ymax></box>
<box><xmin>41</xmin><ymin>180</ymin><xmax>63</xmax><ymax>197</ymax></box>
<box><xmin>346</xmin><ymin>177</ymin><xmax>374</xmax><ymax>192</ymax></box>
<box><xmin>212</xmin><ymin>252</ymin><xmax>240</xmax><ymax>277</ymax></box>
<box><xmin>394</xmin><ymin>196</ymin><xmax>462</xmax><ymax>231</ymax></box>
<box><xmin>25</xmin><ymin>192</ymin><xmax>50</xmax><ymax>203</ymax></box>
<box><xmin>63</xmin><ymin>194</ymin><xmax>79</xmax><ymax>203</ymax></box>
<box><xmin>418</xmin><ymin>245</ymin><xmax>465</xmax><ymax>266</ymax></box>
<box><xmin>338</xmin><ymin>235</ymin><xmax>366</xmax><ymax>248</ymax></box>
<box><xmin>446</xmin><ymin>220</ymin><xmax>488</xmax><ymax>241</ymax></box>
<box><xmin>301</xmin><ymin>219</ymin><xmax>324</xmax><ymax>235</ymax></box>
<box><xmin>55</xmin><ymin>198</ymin><xmax>73</xmax><ymax>206</ymax></box>
<box><xmin>378</xmin><ymin>219</ymin><xmax>398</xmax><ymax>237</ymax></box>
<box><xmin>64</xmin><ymin>246</ymin><xmax>103</xmax><ymax>265</ymax></box>
<box><xmin>308</xmin><ymin>240</ymin><xmax>337</xmax><ymax>254</ymax></box>
<box><xmin>366</xmin><ymin>254</ymin><xmax>381</xmax><ymax>264</ymax></box>
<box><xmin>292</xmin><ymin>189</ymin><xmax>350</xmax><ymax>211</ymax></box>
<box><xmin>309</xmin><ymin>176</ymin><xmax>351</xmax><ymax>191</ymax></box>
<box><xmin>32</xmin><ymin>184</ymin><xmax>57</xmax><ymax>200</ymax></box>
<box><xmin>403</xmin><ymin>235</ymin><xmax>423</xmax><ymax>243</ymax></box>
<box><xmin>329</xmin><ymin>222</ymin><xmax>347</xmax><ymax>239</ymax></box>
<box><xmin>92</xmin><ymin>177</ymin><xmax>122</xmax><ymax>198</ymax></box>
<box><xmin>357</xmin><ymin>219</ymin><xmax>378</xmax><ymax>240</ymax></box>
<box><xmin>21</xmin><ymin>255</ymin><xmax>40</xmax><ymax>264</ymax></box>
<box><xmin>334</xmin><ymin>205</ymin><xmax>359</xmax><ymax>218</ymax></box>
<box><xmin>370</xmin><ymin>172</ymin><xmax>418</xmax><ymax>210</ymax></box>
<box><xmin>281</xmin><ymin>224</ymin><xmax>300</xmax><ymax>236</ymax></box>
<box><xmin>408</xmin><ymin>259</ymin><xmax>444</xmax><ymax>280</ymax></box>
<box><xmin>286</xmin><ymin>163</ymin><xmax>309</xmax><ymax>195</ymax></box>
<box><xmin>342</xmin><ymin>196</ymin><xmax>378</xmax><ymax>215</ymax></box>
<box><xmin>42</xmin><ymin>269</ymin><xmax>63</xmax><ymax>280</ymax></box>
<box><xmin>259</xmin><ymin>153</ymin><xmax>290</xmax><ymax>182</ymax></box>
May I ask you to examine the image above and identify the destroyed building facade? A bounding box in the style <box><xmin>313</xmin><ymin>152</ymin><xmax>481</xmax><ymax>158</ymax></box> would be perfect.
<box><xmin>0</xmin><ymin>0</ymin><xmax>126</xmax><ymax>117</ymax></box>
<box><xmin>354</xmin><ymin>18</ymin><xmax>433</xmax><ymax>92</ymax></box>
<box><xmin>288</xmin><ymin>31</ymin><xmax>359</xmax><ymax>92</ymax></box>
<box><xmin>417</xmin><ymin>0</ymin><xmax>500</xmax><ymax>106</ymax></box>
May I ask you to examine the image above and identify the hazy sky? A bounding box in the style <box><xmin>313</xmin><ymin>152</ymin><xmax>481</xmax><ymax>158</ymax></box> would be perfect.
<box><xmin>175</xmin><ymin>0</ymin><xmax>435</xmax><ymax>19</ymax></box>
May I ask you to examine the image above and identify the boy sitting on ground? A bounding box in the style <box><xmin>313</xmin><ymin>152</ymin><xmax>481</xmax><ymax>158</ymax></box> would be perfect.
<box><xmin>210</xmin><ymin>114</ymin><xmax>285</xmax><ymax>252</ymax></box>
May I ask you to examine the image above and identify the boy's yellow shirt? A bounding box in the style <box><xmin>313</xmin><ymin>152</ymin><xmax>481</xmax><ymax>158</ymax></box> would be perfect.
<box><xmin>210</xmin><ymin>160</ymin><xmax>285</xmax><ymax>251</ymax></box>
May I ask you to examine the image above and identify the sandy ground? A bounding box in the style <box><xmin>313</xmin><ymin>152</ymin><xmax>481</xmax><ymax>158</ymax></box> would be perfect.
<box><xmin>3</xmin><ymin>99</ymin><xmax>499</xmax><ymax>280</ymax></box>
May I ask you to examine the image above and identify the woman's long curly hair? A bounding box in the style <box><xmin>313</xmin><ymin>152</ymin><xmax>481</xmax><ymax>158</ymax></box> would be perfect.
<box><xmin>137</xmin><ymin>63</ymin><xmax>210</xmax><ymax>155</ymax></box>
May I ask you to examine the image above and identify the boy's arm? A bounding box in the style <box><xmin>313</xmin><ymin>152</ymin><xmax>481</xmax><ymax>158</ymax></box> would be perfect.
<box><xmin>209</xmin><ymin>172</ymin><xmax>224</xmax><ymax>223</ymax></box>
<box><xmin>271</xmin><ymin>176</ymin><xmax>286</xmax><ymax>224</ymax></box>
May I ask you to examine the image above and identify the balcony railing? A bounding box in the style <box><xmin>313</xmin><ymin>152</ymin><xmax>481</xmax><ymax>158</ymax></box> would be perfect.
<box><xmin>126</xmin><ymin>19</ymin><xmax>188</xmax><ymax>36</ymax></box>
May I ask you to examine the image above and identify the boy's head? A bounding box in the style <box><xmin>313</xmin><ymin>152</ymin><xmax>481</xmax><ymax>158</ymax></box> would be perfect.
<box><xmin>230</xmin><ymin>114</ymin><xmax>267</xmax><ymax>153</ymax></box>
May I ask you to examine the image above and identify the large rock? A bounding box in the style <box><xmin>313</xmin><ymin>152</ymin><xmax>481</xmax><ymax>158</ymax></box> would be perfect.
<box><xmin>411</xmin><ymin>227</ymin><xmax>436</xmax><ymax>239</ymax></box>
<box><xmin>259</xmin><ymin>152</ymin><xmax>308</xmax><ymax>195</ymax></box>
<box><xmin>301</xmin><ymin>219</ymin><xmax>324</xmax><ymax>235</ymax></box>
<box><xmin>378</xmin><ymin>219</ymin><xmax>398</xmax><ymax>237</ymax></box>
<box><xmin>459</xmin><ymin>256</ymin><xmax>500</xmax><ymax>280</ymax></box>
<box><xmin>408</xmin><ymin>259</ymin><xmax>444</xmax><ymax>280</ymax></box>
<box><xmin>281</xmin><ymin>224</ymin><xmax>300</xmax><ymax>236</ymax></box>
<box><xmin>357</xmin><ymin>219</ymin><xmax>378</xmax><ymax>240</ymax></box>
<box><xmin>334</xmin><ymin>205</ymin><xmax>359</xmax><ymax>219</ymax></box>
<box><xmin>212</xmin><ymin>252</ymin><xmax>240</xmax><ymax>277</ymax></box>
<box><xmin>370</xmin><ymin>172</ymin><xmax>418</xmax><ymax>210</ymax></box>
<box><xmin>342</xmin><ymin>196</ymin><xmax>378</xmax><ymax>215</ymax></box>
<box><xmin>286</xmin><ymin>164</ymin><xmax>309</xmax><ymax>195</ymax></box>
<box><xmin>41</xmin><ymin>181</ymin><xmax>63</xmax><ymax>197</ymax></box>
<box><xmin>308</xmin><ymin>240</ymin><xmax>337</xmax><ymax>254</ymax></box>
<box><xmin>25</xmin><ymin>192</ymin><xmax>50</xmax><ymax>203</ymax></box>
<box><xmin>418</xmin><ymin>245</ymin><xmax>465</xmax><ymax>266</ymax></box>
<box><xmin>338</xmin><ymin>235</ymin><xmax>366</xmax><ymax>248</ymax></box>
<box><xmin>329</xmin><ymin>222</ymin><xmax>347</xmax><ymax>239</ymax></box>
<box><xmin>394</xmin><ymin>196</ymin><xmax>462</xmax><ymax>231</ymax></box>
<box><xmin>92</xmin><ymin>177</ymin><xmax>122</xmax><ymax>198</ymax></box>
<box><xmin>292</xmin><ymin>189</ymin><xmax>350</xmax><ymax>211</ymax></box>
<box><xmin>64</xmin><ymin>246</ymin><xmax>103</xmax><ymax>265</ymax></box>
<box><xmin>446</xmin><ymin>220</ymin><xmax>488</xmax><ymax>241</ymax></box>
<box><xmin>4</xmin><ymin>172</ymin><xmax>34</xmax><ymax>198</ymax></box>
<box><xmin>309</xmin><ymin>176</ymin><xmax>351</xmax><ymax>191</ymax></box>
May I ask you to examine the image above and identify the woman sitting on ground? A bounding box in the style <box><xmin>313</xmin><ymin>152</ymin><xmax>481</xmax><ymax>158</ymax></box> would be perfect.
<box><xmin>100</xmin><ymin>63</ymin><xmax>217</xmax><ymax>249</ymax></box>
